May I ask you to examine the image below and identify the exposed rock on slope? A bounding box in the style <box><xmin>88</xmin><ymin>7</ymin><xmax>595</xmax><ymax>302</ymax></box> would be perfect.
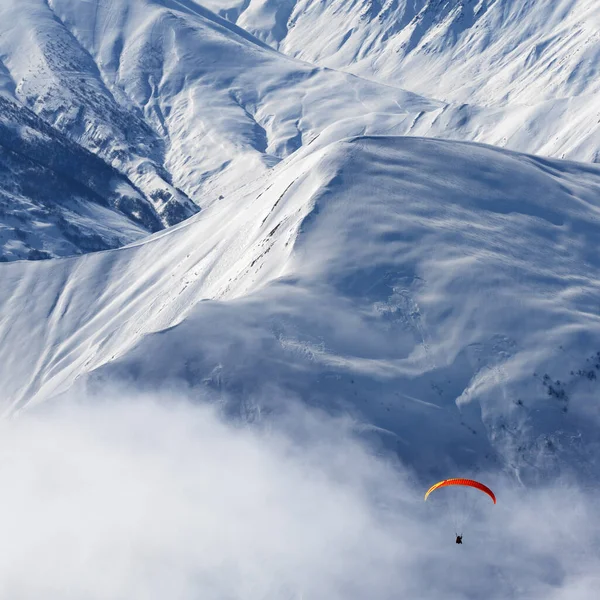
<box><xmin>0</xmin><ymin>95</ymin><xmax>159</xmax><ymax>260</ymax></box>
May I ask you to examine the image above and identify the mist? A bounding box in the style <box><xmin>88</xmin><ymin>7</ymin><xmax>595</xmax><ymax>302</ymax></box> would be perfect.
<box><xmin>0</xmin><ymin>392</ymin><xmax>597</xmax><ymax>600</ymax></box>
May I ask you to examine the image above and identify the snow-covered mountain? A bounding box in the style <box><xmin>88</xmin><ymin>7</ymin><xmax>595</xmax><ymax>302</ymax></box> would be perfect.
<box><xmin>0</xmin><ymin>94</ymin><xmax>164</xmax><ymax>260</ymax></box>
<box><xmin>0</xmin><ymin>0</ymin><xmax>431</xmax><ymax>259</ymax></box>
<box><xmin>215</xmin><ymin>0</ymin><xmax>600</xmax><ymax>162</ymax></box>
<box><xmin>1</xmin><ymin>1</ymin><xmax>600</xmax><ymax>596</ymax></box>
<box><xmin>2</xmin><ymin>0</ymin><xmax>599</xmax><ymax>262</ymax></box>
<box><xmin>218</xmin><ymin>0</ymin><xmax>599</xmax><ymax>103</ymax></box>
<box><xmin>2</xmin><ymin>131</ymin><xmax>600</xmax><ymax>483</ymax></box>
<box><xmin>0</xmin><ymin>0</ymin><xmax>598</xmax><ymax>478</ymax></box>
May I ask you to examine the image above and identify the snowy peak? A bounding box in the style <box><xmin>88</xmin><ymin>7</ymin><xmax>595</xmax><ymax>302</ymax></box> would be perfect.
<box><xmin>217</xmin><ymin>0</ymin><xmax>600</xmax><ymax>162</ymax></box>
<box><xmin>224</xmin><ymin>0</ymin><xmax>600</xmax><ymax>104</ymax></box>
<box><xmin>2</xmin><ymin>0</ymin><xmax>598</xmax><ymax>261</ymax></box>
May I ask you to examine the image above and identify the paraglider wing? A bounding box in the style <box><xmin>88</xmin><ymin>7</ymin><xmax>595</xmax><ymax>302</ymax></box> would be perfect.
<box><xmin>424</xmin><ymin>478</ymin><xmax>496</xmax><ymax>504</ymax></box>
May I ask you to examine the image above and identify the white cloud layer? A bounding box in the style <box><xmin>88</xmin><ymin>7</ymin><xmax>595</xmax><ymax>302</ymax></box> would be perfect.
<box><xmin>0</xmin><ymin>393</ymin><xmax>597</xmax><ymax>599</ymax></box>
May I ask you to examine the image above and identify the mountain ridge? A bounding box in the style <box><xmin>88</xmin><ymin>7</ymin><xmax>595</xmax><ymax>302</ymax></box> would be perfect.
<box><xmin>1</xmin><ymin>4</ymin><xmax>600</xmax><ymax>594</ymax></box>
<box><xmin>1</xmin><ymin>134</ymin><xmax>599</xmax><ymax>488</ymax></box>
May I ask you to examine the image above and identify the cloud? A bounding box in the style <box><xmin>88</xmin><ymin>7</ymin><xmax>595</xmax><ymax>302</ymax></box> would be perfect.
<box><xmin>0</xmin><ymin>391</ymin><xmax>597</xmax><ymax>599</ymax></box>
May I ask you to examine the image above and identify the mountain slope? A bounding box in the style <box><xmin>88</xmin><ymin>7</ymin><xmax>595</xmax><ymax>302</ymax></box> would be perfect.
<box><xmin>0</xmin><ymin>0</ymin><xmax>432</xmax><ymax>260</ymax></box>
<box><xmin>215</xmin><ymin>0</ymin><xmax>600</xmax><ymax>162</ymax></box>
<box><xmin>2</xmin><ymin>0</ymin><xmax>596</xmax><ymax>263</ymax></box>
<box><xmin>218</xmin><ymin>0</ymin><xmax>600</xmax><ymax>104</ymax></box>
<box><xmin>0</xmin><ymin>0</ymin><xmax>199</xmax><ymax>226</ymax></box>
<box><xmin>1</xmin><ymin>135</ymin><xmax>599</xmax><ymax>482</ymax></box>
<box><xmin>0</xmin><ymin>0</ymin><xmax>440</xmax><ymax>242</ymax></box>
<box><xmin>0</xmin><ymin>95</ymin><xmax>164</xmax><ymax>260</ymax></box>
<box><xmin>3</xmin><ymin>0</ymin><xmax>596</xmax><ymax>251</ymax></box>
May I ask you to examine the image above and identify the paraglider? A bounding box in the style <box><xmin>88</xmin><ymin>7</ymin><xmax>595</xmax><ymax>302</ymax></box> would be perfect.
<box><xmin>424</xmin><ymin>478</ymin><xmax>496</xmax><ymax>544</ymax></box>
<box><xmin>424</xmin><ymin>478</ymin><xmax>496</xmax><ymax>504</ymax></box>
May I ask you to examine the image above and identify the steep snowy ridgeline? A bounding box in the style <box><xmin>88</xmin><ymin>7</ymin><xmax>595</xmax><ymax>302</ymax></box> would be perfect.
<box><xmin>0</xmin><ymin>95</ymin><xmax>163</xmax><ymax>260</ymax></box>
<box><xmin>4</xmin><ymin>0</ymin><xmax>596</xmax><ymax>241</ymax></box>
<box><xmin>10</xmin><ymin>0</ymin><xmax>440</xmax><ymax>206</ymax></box>
<box><xmin>1</xmin><ymin>136</ymin><xmax>599</xmax><ymax>481</ymax></box>
<box><xmin>0</xmin><ymin>0</ymin><xmax>198</xmax><ymax>227</ymax></box>
<box><xmin>212</xmin><ymin>0</ymin><xmax>600</xmax><ymax>162</ymax></box>
<box><xmin>0</xmin><ymin>0</ymin><xmax>434</xmax><ymax>261</ymax></box>
<box><xmin>213</xmin><ymin>0</ymin><xmax>600</xmax><ymax>104</ymax></box>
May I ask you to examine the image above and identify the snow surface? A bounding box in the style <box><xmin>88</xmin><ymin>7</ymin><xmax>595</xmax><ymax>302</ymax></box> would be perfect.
<box><xmin>3</xmin><ymin>0</ymin><xmax>599</xmax><ymax>262</ymax></box>
<box><xmin>2</xmin><ymin>133</ymin><xmax>600</xmax><ymax>479</ymax></box>
<box><xmin>1</xmin><ymin>0</ymin><xmax>600</xmax><ymax>597</ymax></box>
<box><xmin>0</xmin><ymin>94</ymin><xmax>159</xmax><ymax>260</ymax></box>
<box><xmin>216</xmin><ymin>0</ymin><xmax>600</xmax><ymax>162</ymax></box>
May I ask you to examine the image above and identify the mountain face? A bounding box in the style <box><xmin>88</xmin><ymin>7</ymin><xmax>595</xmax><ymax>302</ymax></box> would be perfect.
<box><xmin>0</xmin><ymin>0</ymin><xmax>200</xmax><ymax>221</ymax></box>
<box><xmin>0</xmin><ymin>0</ymin><xmax>598</xmax><ymax>457</ymax></box>
<box><xmin>215</xmin><ymin>0</ymin><xmax>600</xmax><ymax>162</ymax></box>
<box><xmin>2</xmin><ymin>131</ymin><xmax>600</xmax><ymax>485</ymax></box>
<box><xmin>0</xmin><ymin>0</ymin><xmax>597</xmax><ymax>472</ymax></box>
<box><xmin>1</xmin><ymin>0</ymin><xmax>598</xmax><ymax>262</ymax></box>
<box><xmin>0</xmin><ymin>94</ymin><xmax>163</xmax><ymax>260</ymax></box>
<box><xmin>1</xmin><ymin>0</ymin><xmax>600</xmax><ymax>596</ymax></box>
<box><xmin>219</xmin><ymin>0</ymin><xmax>599</xmax><ymax>102</ymax></box>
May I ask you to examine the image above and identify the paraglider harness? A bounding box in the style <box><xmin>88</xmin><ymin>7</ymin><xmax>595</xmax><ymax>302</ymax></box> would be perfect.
<box><xmin>455</xmin><ymin>534</ymin><xmax>463</xmax><ymax>544</ymax></box>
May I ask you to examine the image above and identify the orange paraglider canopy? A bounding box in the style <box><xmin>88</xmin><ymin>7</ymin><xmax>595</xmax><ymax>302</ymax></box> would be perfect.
<box><xmin>424</xmin><ymin>478</ymin><xmax>496</xmax><ymax>504</ymax></box>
